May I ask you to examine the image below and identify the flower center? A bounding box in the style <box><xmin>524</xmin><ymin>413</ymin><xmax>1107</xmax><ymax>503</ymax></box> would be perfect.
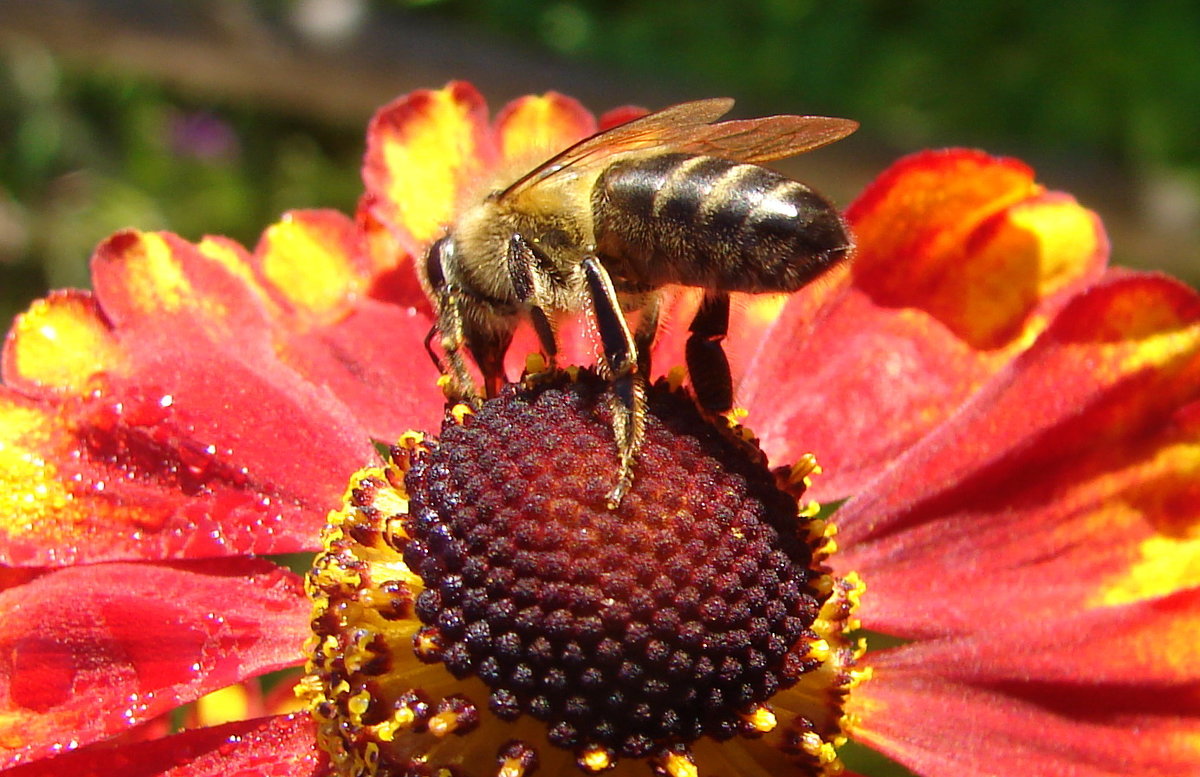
<box><xmin>302</xmin><ymin>371</ymin><xmax>863</xmax><ymax>777</ymax></box>
<box><xmin>403</xmin><ymin>376</ymin><xmax>821</xmax><ymax>758</ymax></box>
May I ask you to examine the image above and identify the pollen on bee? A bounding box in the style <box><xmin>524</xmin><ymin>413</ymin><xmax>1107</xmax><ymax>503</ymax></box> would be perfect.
<box><xmin>451</xmin><ymin>403</ymin><xmax>474</xmax><ymax>425</ymax></box>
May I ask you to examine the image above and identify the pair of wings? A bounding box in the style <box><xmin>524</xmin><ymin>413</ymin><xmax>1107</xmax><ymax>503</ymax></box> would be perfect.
<box><xmin>499</xmin><ymin>98</ymin><xmax>858</xmax><ymax>201</ymax></box>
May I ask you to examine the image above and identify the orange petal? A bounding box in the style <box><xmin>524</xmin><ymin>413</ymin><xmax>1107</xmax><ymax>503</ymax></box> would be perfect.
<box><xmin>836</xmin><ymin>272</ymin><xmax>1200</xmax><ymax>636</ymax></box>
<box><xmin>847</xmin><ymin>150</ymin><xmax>1105</xmax><ymax>349</ymax></box>
<box><xmin>363</xmin><ymin>81</ymin><xmax>493</xmax><ymax>251</ymax></box>
<box><xmin>90</xmin><ymin>230</ymin><xmax>274</xmax><ymax>340</ymax></box>
<box><xmin>736</xmin><ymin>152</ymin><xmax>1107</xmax><ymax>498</ymax></box>
<box><xmin>494</xmin><ymin>92</ymin><xmax>596</xmax><ymax>166</ymax></box>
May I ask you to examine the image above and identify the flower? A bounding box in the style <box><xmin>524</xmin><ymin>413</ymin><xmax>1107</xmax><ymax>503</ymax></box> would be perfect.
<box><xmin>1</xmin><ymin>81</ymin><xmax>1198</xmax><ymax>777</ymax></box>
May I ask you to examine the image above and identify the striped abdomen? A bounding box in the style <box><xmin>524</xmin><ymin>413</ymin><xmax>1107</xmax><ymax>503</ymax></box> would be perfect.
<box><xmin>590</xmin><ymin>152</ymin><xmax>850</xmax><ymax>293</ymax></box>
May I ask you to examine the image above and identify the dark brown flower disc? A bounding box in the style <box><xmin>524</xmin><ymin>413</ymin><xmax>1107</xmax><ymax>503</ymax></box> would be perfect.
<box><xmin>403</xmin><ymin>373</ymin><xmax>823</xmax><ymax>758</ymax></box>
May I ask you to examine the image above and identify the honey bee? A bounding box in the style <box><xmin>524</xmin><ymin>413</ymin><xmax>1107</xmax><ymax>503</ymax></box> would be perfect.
<box><xmin>422</xmin><ymin>98</ymin><xmax>856</xmax><ymax>506</ymax></box>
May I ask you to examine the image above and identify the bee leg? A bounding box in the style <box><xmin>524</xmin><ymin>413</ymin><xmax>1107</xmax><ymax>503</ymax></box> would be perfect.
<box><xmin>631</xmin><ymin>291</ymin><xmax>663</xmax><ymax>378</ymax></box>
<box><xmin>508</xmin><ymin>234</ymin><xmax>560</xmax><ymax>371</ymax></box>
<box><xmin>582</xmin><ymin>257</ymin><xmax>645</xmax><ymax>508</ymax></box>
<box><xmin>465</xmin><ymin>323</ymin><xmax>514</xmax><ymax>399</ymax></box>
<box><xmin>430</xmin><ymin>285</ymin><xmax>485</xmax><ymax>406</ymax></box>
<box><xmin>685</xmin><ymin>291</ymin><xmax>734</xmax><ymax>413</ymax></box>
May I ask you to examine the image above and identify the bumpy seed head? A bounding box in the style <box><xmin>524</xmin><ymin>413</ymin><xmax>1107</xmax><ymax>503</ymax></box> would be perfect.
<box><xmin>406</xmin><ymin>374</ymin><xmax>824</xmax><ymax>751</ymax></box>
<box><xmin>302</xmin><ymin>371</ymin><xmax>862</xmax><ymax>777</ymax></box>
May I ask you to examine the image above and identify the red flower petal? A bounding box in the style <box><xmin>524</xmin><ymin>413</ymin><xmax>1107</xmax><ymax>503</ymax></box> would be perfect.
<box><xmin>849</xmin><ymin>589</ymin><xmax>1200</xmax><ymax>777</ymax></box>
<box><xmin>0</xmin><ymin>713</ymin><xmax>322</xmax><ymax>777</ymax></box>
<box><xmin>0</xmin><ymin>230</ymin><xmax>380</xmax><ymax>565</ymax></box>
<box><xmin>0</xmin><ymin>559</ymin><xmax>308</xmax><ymax>768</ymax></box>
<box><xmin>244</xmin><ymin>210</ymin><xmax>446</xmax><ymax>439</ymax></box>
<box><xmin>363</xmin><ymin>81</ymin><xmax>494</xmax><ymax>253</ymax></box>
<box><xmin>836</xmin><ymin>272</ymin><xmax>1200</xmax><ymax>637</ymax></box>
<box><xmin>734</xmin><ymin>150</ymin><xmax>1107</xmax><ymax>498</ymax></box>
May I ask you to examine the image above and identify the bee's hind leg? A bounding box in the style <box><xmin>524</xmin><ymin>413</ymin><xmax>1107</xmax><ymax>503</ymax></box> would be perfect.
<box><xmin>685</xmin><ymin>292</ymin><xmax>734</xmax><ymax>414</ymax></box>
<box><xmin>582</xmin><ymin>257</ymin><xmax>645</xmax><ymax>509</ymax></box>
<box><xmin>426</xmin><ymin>286</ymin><xmax>485</xmax><ymax>406</ymax></box>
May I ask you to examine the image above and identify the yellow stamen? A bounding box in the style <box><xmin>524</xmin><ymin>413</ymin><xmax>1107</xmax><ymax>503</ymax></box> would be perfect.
<box><xmin>347</xmin><ymin>689</ymin><xmax>372</xmax><ymax>724</ymax></box>
<box><xmin>413</xmin><ymin>629</ymin><xmax>443</xmax><ymax>659</ymax></box>
<box><xmin>741</xmin><ymin>704</ymin><xmax>778</xmax><ymax>733</ymax></box>
<box><xmin>789</xmin><ymin>453</ymin><xmax>820</xmax><ymax>484</ymax></box>
<box><xmin>451</xmin><ymin>403</ymin><xmax>474</xmax><ymax>424</ymax></box>
<box><xmin>659</xmin><ymin>751</ymin><xmax>698</xmax><ymax>777</ymax></box>
<box><xmin>579</xmin><ymin>746</ymin><xmax>612</xmax><ymax>773</ymax></box>
<box><xmin>497</xmin><ymin>741</ymin><xmax>538</xmax><ymax>777</ymax></box>
<box><xmin>799</xmin><ymin>731</ymin><xmax>841</xmax><ymax>767</ymax></box>
<box><xmin>498</xmin><ymin>758</ymin><xmax>527</xmax><ymax>777</ymax></box>
<box><xmin>428</xmin><ymin>709</ymin><xmax>459</xmax><ymax>737</ymax></box>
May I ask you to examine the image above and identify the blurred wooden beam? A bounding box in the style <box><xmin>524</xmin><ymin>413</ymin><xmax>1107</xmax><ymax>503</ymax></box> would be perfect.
<box><xmin>0</xmin><ymin>0</ymin><xmax>678</xmax><ymax>126</ymax></box>
<box><xmin>3</xmin><ymin>0</ymin><xmax>1197</xmax><ymax>277</ymax></box>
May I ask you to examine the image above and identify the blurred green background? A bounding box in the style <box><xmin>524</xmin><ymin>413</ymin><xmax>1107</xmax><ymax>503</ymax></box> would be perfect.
<box><xmin>3</xmin><ymin>0</ymin><xmax>1199</xmax><ymax>326</ymax></box>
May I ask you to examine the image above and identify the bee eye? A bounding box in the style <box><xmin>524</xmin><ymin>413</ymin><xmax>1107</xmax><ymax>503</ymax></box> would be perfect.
<box><xmin>425</xmin><ymin>237</ymin><xmax>452</xmax><ymax>289</ymax></box>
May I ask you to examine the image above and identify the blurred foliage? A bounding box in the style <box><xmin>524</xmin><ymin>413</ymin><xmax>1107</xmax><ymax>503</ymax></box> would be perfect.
<box><xmin>424</xmin><ymin>0</ymin><xmax>1200</xmax><ymax>168</ymax></box>
<box><xmin>0</xmin><ymin>39</ymin><xmax>363</xmax><ymax>321</ymax></box>
<box><xmin>3</xmin><ymin>0</ymin><xmax>1199</xmax><ymax>323</ymax></box>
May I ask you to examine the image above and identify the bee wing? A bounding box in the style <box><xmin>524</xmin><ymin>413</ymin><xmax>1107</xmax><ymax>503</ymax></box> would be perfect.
<box><xmin>678</xmin><ymin>115</ymin><xmax>859</xmax><ymax>164</ymax></box>
<box><xmin>498</xmin><ymin>98</ymin><xmax>736</xmax><ymax>199</ymax></box>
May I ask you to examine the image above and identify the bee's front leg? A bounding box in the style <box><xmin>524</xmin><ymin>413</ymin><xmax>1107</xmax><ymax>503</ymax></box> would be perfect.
<box><xmin>582</xmin><ymin>256</ymin><xmax>645</xmax><ymax>509</ymax></box>
<box><xmin>426</xmin><ymin>285</ymin><xmax>485</xmax><ymax>407</ymax></box>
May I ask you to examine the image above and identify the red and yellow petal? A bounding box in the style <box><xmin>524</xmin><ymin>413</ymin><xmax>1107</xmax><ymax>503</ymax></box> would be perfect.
<box><xmin>836</xmin><ymin>272</ymin><xmax>1200</xmax><ymax>636</ymax></box>
<box><xmin>247</xmin><ymin>210</ymin><xmax>446</xmax><ymax>439</ymax></box>
<box><xmin>363</xmin><ymin>81</ymin><xmax>494</xmax><ymax>251</ymax></box>
<box><xmin>734</xmin><ymin>150</ymin><xmax>1107</xmax><ymax>498</ymax></box>
<box><xmin>1</xmin><ymin>291</ymin><xmax>125</xmax><ymax>394</ymax></box>
<box><xmin>0</xmin><ymin>231</ymin><xmax>380</xmax><ymax>565</ymax></box>
<box><xmin>493</xmin><ymin>92</ymin><xmax>596</xmax><ymax>166</ymax></box>
<box><xmin>846</xmin><ymin>149</ymin><xmax>1107</xmax><ymax>348</ymax></box>
<box><xmin>253</xmin><ymin>209</ymin><xmax>371</xmax><ymax>320</ymax></box>
<box><xmin>0</xmin><ymin>713</ymin><xmax>323</xmax><ymax>777</ymax></box>
<box><xmin>847</xmin><ymin>588</ymin><xmax>1200</xmax><ymax>777</ymax></box>
<box><xmin>0</xmin><ymin>560</ymin><xmax>308</xmax><ymax>768</ymax></box>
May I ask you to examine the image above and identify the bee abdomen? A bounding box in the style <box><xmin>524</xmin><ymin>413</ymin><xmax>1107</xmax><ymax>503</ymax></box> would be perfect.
<box><xmin>592</xmin><ymin>152</ymin><xmax>850</xmax><ymax>292</ymax></box>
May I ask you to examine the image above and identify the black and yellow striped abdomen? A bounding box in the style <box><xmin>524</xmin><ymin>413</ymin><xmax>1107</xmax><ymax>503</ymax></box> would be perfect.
<box><xmin>591</xmin><ymin>152</ymin><xmax>850</xmax><ymax>293</ymax></box>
